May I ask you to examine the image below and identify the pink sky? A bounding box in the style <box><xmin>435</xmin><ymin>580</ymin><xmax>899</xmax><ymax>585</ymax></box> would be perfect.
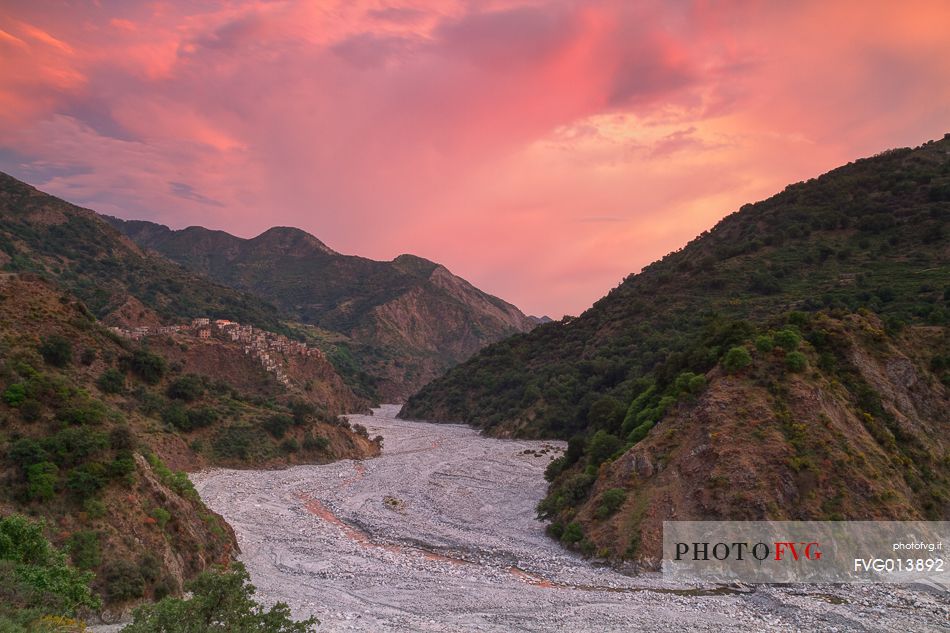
<box><xmin>1</xmin><ymin>1</ymin><xmax>948</xmax><ymax>317</ymax></box>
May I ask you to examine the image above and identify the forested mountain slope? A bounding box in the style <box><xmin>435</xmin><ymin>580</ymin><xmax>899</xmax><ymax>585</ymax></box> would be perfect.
<box><xmin>401</xmin><ymin>135</ymin><xmax>950</xmax><ymax>563</ymax></box>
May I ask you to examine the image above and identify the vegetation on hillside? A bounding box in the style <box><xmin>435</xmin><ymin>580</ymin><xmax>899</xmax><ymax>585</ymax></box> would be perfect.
<box><xmin>0</xmin><ymin>173</ymin><xmax>286</xmax><ymax>333</ymax></box>
<box><xmin>401</xmin><ymin>135</ymin><xmax>950</xmax><ymax>560</ymax></box>
<box><xmin>0</xmin><ymin>276</ymin><xmax>376</xmax><ymax>609</ymax></box>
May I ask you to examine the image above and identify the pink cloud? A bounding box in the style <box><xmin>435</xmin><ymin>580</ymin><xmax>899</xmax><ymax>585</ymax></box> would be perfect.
<box><xmin>0</xmin><ymin>0</ymin><xmax>948</xmax><ymax>318</ymax></box>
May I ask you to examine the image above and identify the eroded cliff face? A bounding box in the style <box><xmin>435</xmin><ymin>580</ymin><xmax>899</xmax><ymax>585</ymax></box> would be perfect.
<box><xmin>572</xmin><ymin>315</ymin><xmax>948</xmax><ymax>567</ymax></box>
<box><xmin>353</xmin><ymin>266</ymin><xmax>535</xmax><ymax>399</ymax></box>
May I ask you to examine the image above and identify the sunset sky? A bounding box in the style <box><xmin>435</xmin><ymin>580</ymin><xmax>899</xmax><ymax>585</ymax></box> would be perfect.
<box><xmin>1</xmin><ymin>1</ymin><xmax>949</xmax><ymax>317</ymax></box>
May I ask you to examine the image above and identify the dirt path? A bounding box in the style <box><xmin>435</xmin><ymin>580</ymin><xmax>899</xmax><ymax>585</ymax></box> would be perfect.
<box><xmin>191</xmin><ymin>405</ymin><xmax>949</xmax><ymax>632</ymax></box>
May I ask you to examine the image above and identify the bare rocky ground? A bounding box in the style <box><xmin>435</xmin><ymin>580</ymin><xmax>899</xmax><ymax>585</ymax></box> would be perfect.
<box><xmin>184</xmin><ymin>405</ymin><xmax>947</xmax><ymax>633</ymax></box>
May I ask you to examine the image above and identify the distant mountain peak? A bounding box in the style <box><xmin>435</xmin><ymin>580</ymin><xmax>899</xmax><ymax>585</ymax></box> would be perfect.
<box><xmin>250</xmin><ymin>226</ymin><xmax>337</xmax><ymax>256</ymax></box>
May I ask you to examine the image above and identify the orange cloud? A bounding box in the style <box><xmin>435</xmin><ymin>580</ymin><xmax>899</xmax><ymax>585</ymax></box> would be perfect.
<box><xmin>0</xmin><ymin>0</ymin><xmax>948</xmax><ymax>317</ymax></box>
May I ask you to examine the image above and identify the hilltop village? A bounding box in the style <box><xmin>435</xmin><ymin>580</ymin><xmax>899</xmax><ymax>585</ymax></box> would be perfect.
<box><xmin>109</xmin><ymin>318</ymin><xmax>325</xmax><ymax>387</ymax></box>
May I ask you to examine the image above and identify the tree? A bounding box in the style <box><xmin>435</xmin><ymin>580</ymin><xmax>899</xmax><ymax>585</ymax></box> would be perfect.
<box><xmin>587</xmin><ymin>430</ymin><xmax>622</xmax><ymax>466</ymax></box>
<box><xmin>122</xmin><ymin>563</ymin><xmax>316</xmax><ymax>633</ymax></box>
<box><xmin>97</xmin><ymin>368</ymin><xmax>126</xmax><ymax>395</ymax></box>
<box><xmin>785</xmin><ymin>351</ymin><xmax>808</xmax><ymax>372</ymax></box>
<box><xmin>722</xmin><ymin>346</ymin><xmax>752</xmax><ymax>373</ymax></box>
<box><xmin>166</xmin><ymin>375</ymin><xmax>204</xmax><ymax>402</ymax></box>
<box><xmin>773</xmin><ymin>329</ymin><xmax>802</xmax><ymax>351</ymax></box>
<box><xmin>39</xmin><ymin>336</ymin><xmax>72</xmax><ymax>368</ymax></box>
<box><xmin>0</xmin><ymin>514</ymin><xmax>100</xmax><ymax>618</ymax></box>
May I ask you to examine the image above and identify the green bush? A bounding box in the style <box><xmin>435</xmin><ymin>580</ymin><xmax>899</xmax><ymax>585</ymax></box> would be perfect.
<box><xmin>38</xmin><ymin>336</ymin><xmax>72</xmax><ymax>368</ymax></box>
<box><xmin>262</xmin><ymin>414</ymin><xmax>292</xmax><ymax>439</ymax></box>
<box><xmin>25</xmin><ymin>462</ymin><xmax>58</xmax><ymax>502</ymax></box>
<box><xmin>626</xmin><ymin>420</ymin><xmax>654</xmax><ymax>444</ymax></box>
<box><xmin>587</xmin><ymin>430</ymin><xmax>622</xmax><ymax>466</ymax></box>
<box><xmin>186</xmin><ymin>407</ymin><xmax>217</xmax><ymax>430</ymax></box>
<box><xmin>722</xmin><ymin>346</ymin><xmax>753</xmax><ymax>373</ymax></box>
<box><xmin>101</xmin><ymin>560</ymin><xmax>146</xmax><ymax>602</ymax></box>
<box><xmin>166</xmin><ymin>374</ymin><xmax>204</xmax><ymax>402</ymax></box>
<box><xmin>97</xmin><ymin>368</ymin><xmax>125</xmax><ymax>394</ymax></box>
<box><xmin>544</xmin><ymin>456</ymin><xmax>566</xmax><ymax>482</ymax></box>
<box><xmin>123</xmin><ymin>351</ymin><xmax>166</xmax><ymax>385</ymax></box>
<box><xmin>595</xmin><ymin>488</ymin><xmax>627</xmax><ymax>520</ymax></box>
<box><xmin>161</xmin><ymin>403</ymin><xmax>189</xmax><ymax>431</ymax></box>
<box><xmin>774</xmin><ymin>329</ymin><xmax>802</xmax><ymax>351</ymax></box>
<box><xmin>67</xmin><ymin>531</ymin><xmax>101</xmax><ymax>570</ymax></box>
<box><xmin>57</xmin><ymin>399</ymin><xmax>108</xmax><ymax>426</ymax></box>
<box><xmin>122</xmin><ymin>563</ymin><xmax>316</xmax><ymax>633</ymax></box>
<box><xmin>3</xmin><ymin>383</ymin><xmax>26</xmax><ymax>406</ymax></box>
<box><xmin>785</xmin><ymin>351</ymin><xmax>808</xmax><ymax>372</ymax></box>
<box><xmin>560</xmin><ymin>522</ymin><xmax>584</xmax><ymax>545</ymax></box>
<box><xmin>65</xmin><ymin>464</ymin><xmax>106</xmax><ymax>500</ymax></box>
<box><xmin>109</xmin><ymin>426</ymin><xmax>135</xmax><ymax>451</ymax></box>
<box><xmin>0</xmin><ymin>514</ymin><xmax>100</xmax><ymax>616</ymax></box>
<box><xmin>754</xmin><ymin>335</ymin><xmax>774</xmax><ymax>352</ymax></box>
<box><xmin>150</xmin><ymin>508</ymin><xmax>171</xmax><ymax>530</ymax></box>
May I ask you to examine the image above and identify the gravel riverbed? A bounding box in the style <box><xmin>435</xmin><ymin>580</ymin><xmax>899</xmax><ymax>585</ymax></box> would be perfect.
<box><xmin>189</xmin><ymin>405</ymin><xmax>948</xmax><ymax>632</ymax></box>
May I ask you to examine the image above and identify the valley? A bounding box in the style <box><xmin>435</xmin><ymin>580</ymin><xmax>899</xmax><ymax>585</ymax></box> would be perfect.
<box><xmin>191</xmin><ymin>406</ymin><xmax>948</xmax><ymax>632</ymax></box>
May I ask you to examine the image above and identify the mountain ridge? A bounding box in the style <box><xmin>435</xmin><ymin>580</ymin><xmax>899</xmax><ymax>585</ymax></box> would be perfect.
<box><xmin>106</xmin><ymin>216</ymin><xmax>537</xmax><ymax>399</ymax></box>
<box><xmin>399</xmin><ymin>134</ymin><xmax>950</xmax><ymax>564</ymax></box>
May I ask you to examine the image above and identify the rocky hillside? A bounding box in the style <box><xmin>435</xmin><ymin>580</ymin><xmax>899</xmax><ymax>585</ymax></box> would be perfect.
<box><xmin>0</xmin><ymin>273</ymin><xmax>378</xmax><ymax>612</ymax></box>
<box><xmin>400</xmin><ymin>135</ymin><xmax>950</xmax><ymax>564</ymax></box>
<box><xmin>107</xmin><ymin>219</ymin><xmax>537</xmax><ymax>400</ymax></box>
<box><xmin>0</xmin><ymin>172</ymin><xmax>285</xmax><ymax>333</ymax></box>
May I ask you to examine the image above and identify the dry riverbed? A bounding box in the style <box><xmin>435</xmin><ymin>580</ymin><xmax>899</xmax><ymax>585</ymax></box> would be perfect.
<box><xmin>191</xmin><ymin>405</ymin><xmax>948</xmax><ymax>632</ymax></box>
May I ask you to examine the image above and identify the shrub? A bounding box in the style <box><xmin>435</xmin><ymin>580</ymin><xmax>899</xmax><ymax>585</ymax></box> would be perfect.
<box><xmin>587</xmin><ymin>430</ymin><xmax>622</xmax><ymax>466</ymax></box>
<box><xmin>186</xmin><ymin>407</ymin><xmax>217</xmax><ymax>430</ymax></box>
<box><xmin>80</xmin><ymin>348</ymin><xmax>97</xmax><ymax>366</ymax></box>
<box><xmin>723</xmin><ymin>346</ymin><xmax>752</xmax><ymax>373</ymax></box>
<box><xmin>161</xmin><ymin>403</ymin><xmax>189</xmax><ymax>431</ymax></box>
<box><xmin>262</xmin><ymin>414</ymin><xmax>292</xmax><ymax>439</ymax></box>
<box><xmin>26</xmin><ymin>462</ymin><xmax>59</xmax><ymax>502</ymax></box>
<box><xmin>352</xmin><ymin>423</ymin><xmax>369</xmax><ymax>439</ymax></box>
<box><xmin>302</xmin><ymin>434</ymin><xmax>329</xmax><ymax>452</ymax></box>
<box><xmin>123</xmin><ymin>351</ymin><xmax>166</xmax><ymax>385</ymax></box>
<box><xmin>122</xmin><ymin>563</ymin><xmax>316</xmax><ymax>633</ymax></box>
<box><xmin>57</xmin><ymin>400</ymin><xmax>108</xmax><ymax>426</ymax></box>
<box><xmin>0</xmin><ymin>514</ymin><xmax>100</xmax><ymax>616</ymax></box>
<box><xmin>561</xmin><ymin>522</ymin><xmax>584</xmax><ymax>545</ymax></box>
<box><xmin>279</xmin><ymin>438</ymin><xmax>300</xmax><ymax>454</ymax></box>
<box><xmin>774</xmin><ymin>329</ymin><xmax>802</xmax><ymax>351</ymax></box>
<box><xmin>109</xmin><ymin>426</ymin><xmax>135</xmax><ymax>451</ymax></box>
<box><xmin>544</xmin><ymin>456</ymin><xmax>566</xmax><ymax>482</ymax></box>
<box><xmin>150</xmin><ymin>508</ymin><xmax>171</xmax><ymax>530</ymax></box>
<box><xmin>65</xmin><ymin>463</ymin><xmax>106</xmax><ymax>500</ymax></box>
<box><xmin>67</xmin><ymin>531</ymin><xmax>101</xmax><ymax>570</ymax></box>
<box><xmin>166</xmin><ymin>374</ymin><xmax>204</xmax><ymax>402</ymax></box>
<box><xmin>626</xmin><ymin>420</ymin><xmax>654</xmax><ymax>444</ymax></box>
<box><xmin>102</xmin><ymin>560</ymin><xmax>146</xmax><ymax>602</ymax></box>
<box><xmin>97</xmin><ymin>368</ymin><xmax>125</xmax><ymax>394</ymax></box>
<box><xmin>785</xmin><ymin>351</ymin><xmax>808</xmax><ymax>372</ymax></box>
<box><xmin>595</xmin><ymin>488</ymin><xmax>627</xmax><ymax>520</ymax></box>
<box><xmin>39</xmin><ymin>336</ymin><xmax>72</xmax><ymax>368</ymax></box>
<box><xmin>754</xmin><ymin>335</ymin><xmax>774</xmax><ymax>353</ymax></box>
<box><xmin>3</xmin><ymin>383</ymin><xmax>26</xmax><ymax>406</ymax></box>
